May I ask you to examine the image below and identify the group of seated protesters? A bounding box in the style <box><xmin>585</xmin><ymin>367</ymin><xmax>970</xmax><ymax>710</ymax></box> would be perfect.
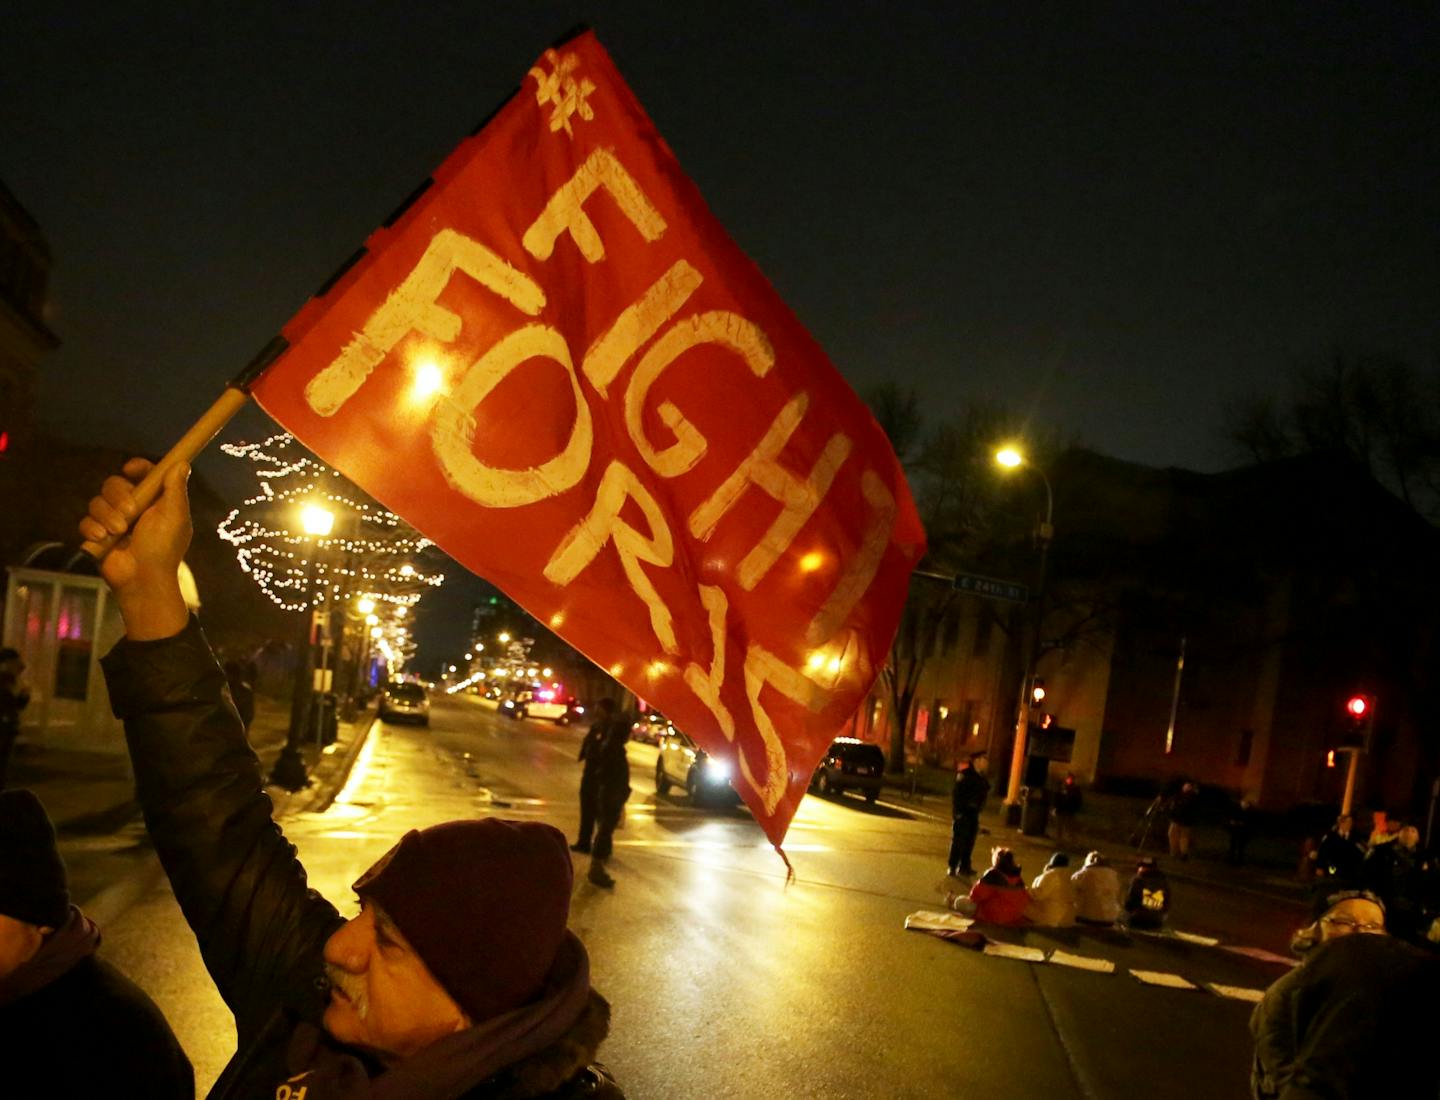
<box><xmin>950</xmin><ymin>847</ymin><xmax>1172</xmax><ymax>930</ymax></box>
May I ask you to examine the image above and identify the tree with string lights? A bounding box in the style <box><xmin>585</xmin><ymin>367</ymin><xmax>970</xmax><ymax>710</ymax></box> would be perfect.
<box><xmin>216</xmin><ymin>433</ymin><xmax>444</xmax><ymax>787</ymax></box>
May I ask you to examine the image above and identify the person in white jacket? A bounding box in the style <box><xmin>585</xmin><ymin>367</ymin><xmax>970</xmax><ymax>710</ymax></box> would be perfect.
<box><xmin>1026</xmin><ymin>852</ymin><xmax>1078</xmax><ymax>926</ymax></box>
<box><xmin>1071</xmin><ymin>850</ymin><xmax>1123</xmax><ymax>926</ymax></box>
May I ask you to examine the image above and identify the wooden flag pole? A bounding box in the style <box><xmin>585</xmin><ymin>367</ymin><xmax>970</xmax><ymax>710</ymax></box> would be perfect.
<box><xmin>81</xmin><ymin>336</ymin><xmax>287</xmax><ymax>561</ymax></box>
<box><xmin>80</xmin><ymin>385</ymin><xmax>252</xmax><ymax>560</ymax></box>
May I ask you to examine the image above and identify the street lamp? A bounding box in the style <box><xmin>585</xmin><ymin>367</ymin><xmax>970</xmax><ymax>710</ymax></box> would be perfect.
<box><xmin>272</xmin><ymin>500</ymin><xmax>337</xmax><ymax>790</ymax></box>
<box><xmin>994</xmin><ymin>445</ymin><xmax>1055</xmax><ymax>825</ymax></box>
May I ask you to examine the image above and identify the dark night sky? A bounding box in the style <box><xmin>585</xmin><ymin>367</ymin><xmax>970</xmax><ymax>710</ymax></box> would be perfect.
<box><xmin>4</xmin><ymin>3</ymin><xmax>1437</xmax><ymax>666</ymax></box>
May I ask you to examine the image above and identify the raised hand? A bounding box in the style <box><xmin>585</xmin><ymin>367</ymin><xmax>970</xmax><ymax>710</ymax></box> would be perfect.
<box><xmin>79</xmin><ymin>458</ymin><xmax>193</xmax><ymax>640</ymax></box>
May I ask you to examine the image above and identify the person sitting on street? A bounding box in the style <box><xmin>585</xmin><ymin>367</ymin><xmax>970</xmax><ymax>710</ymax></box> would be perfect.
<box><xmin>1025</xmin><ymin>851</ymin><xmax>1078</xmax><ymax>927</ymax></box>
<box><xmin>1309</xmin><ymin>813</ymin><xmax>1364</xmax><ymax>887</ymax></box>
<box><xmin>81</xmin><ymin>458</ymin><xmax>622</xmax><ymax>1100</ymax></box>
<box><xmin>0</xmin><ymin>788</ymin><xmax>194</xmax><ymax>1098</ymax></box>
<box><xmin>1071</xmin><ymin>850</ymin><xmax>1123</xmax><ymax>926</ymax></box>
<box><xmin>1123</xmin><ymin>856</ymin><xmax>1171</xmax><ymax>931</ymax></box>
<box><xmin>968</xmin><ymin>847</ymin><xmax>1031</xmax><ymax>926</ymax></box>
<box><xmin>1252</xmin><ymin>888</ymin><xmax>1440</xmax><ymax>1099</ymax></box>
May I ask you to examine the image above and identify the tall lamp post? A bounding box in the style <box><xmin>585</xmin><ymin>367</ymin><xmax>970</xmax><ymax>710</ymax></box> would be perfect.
<box><xmin>270</xmin><ymin>500</ymin><xmax>335</xmax><ymax>791</ymax></box>
<box><xmin>995</xmin><ymin>446</ymin><xmax>1054</xmax><ymax>826</ymax></box>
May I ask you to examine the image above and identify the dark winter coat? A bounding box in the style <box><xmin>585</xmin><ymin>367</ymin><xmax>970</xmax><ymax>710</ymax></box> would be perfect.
<box><xmin>1166</xmin><ymin>788</ymin><xmax>1199</xmax><ymax>827</ymax></box>
<box><xmin>952</xmin><ymin>766</ymin><xmax>989</xmax><ymax>818</ymax></box>
<box><xmin>1250</xmin><ymin>932</ymin><xmax>1440</xmax><ymax>1099</ymax></box>
<box><xmin>1363</xmin><ymin>842</ymin><xmax>1430</xmax><ymax>937</ymax></box>
<box><xmin>0</xmin><ymin>908</ymin><xmax>194</xmax><ymax>1098</ymax></box>
<box><xmin>102</xmin><ymin>618</ymin><xmax>621</xmax><ymax>1100</ymax></box>
<box><xmin>1052</xmin><ymin>782</ymin><xmax>1082</xmax><ymax>817</ymax></box>
<box><xmin>1313</xmin><ymin>829</ymin><xmax>1364</xmax><ymax>885</ymax></box>
<box><xmin>1123</xmin><ymin>867</ymin><xmax>1171</xmax><ymax>928</ymax></box>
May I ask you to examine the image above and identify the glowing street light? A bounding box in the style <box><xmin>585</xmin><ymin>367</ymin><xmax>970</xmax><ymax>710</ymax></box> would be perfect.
<box><xmin>498</xmin><ymin>632</ymin><xmax>511</xmax><ymax>644</ymax></box>
<box><xmin>365</xmin><ymin>613</ymin><xmax>379</xmax><ymax>626</ymax></box>
<box><xmin>356</xmin><ymin>596</ymin><xmax>376</xmax><ymax>614</ymax></box>
<box><xmin>299</xmin><ymin>502</ymin><xmax>336</xmax><ymax>537</ymax></box>
<box><xmin>995</xmin><ymin>445</ymin><xmax>1024</xmax><ymax>469</ymax></box>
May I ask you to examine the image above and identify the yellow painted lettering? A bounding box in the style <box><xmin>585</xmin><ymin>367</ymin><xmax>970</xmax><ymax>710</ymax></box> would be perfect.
<box><xmin>688</xmin><ymin>393</ymin><xmax>852</xmax><ymax>590</ymax></box>
<box><xmin>625</xmin><ymin>311</ymin><xmax>775</xmax><ymax>478</ymax></box>
<box><xmin>805</xmin><ymin>470</ymin><xmax>897</xmax><ymax>645</ymax></box>
<box><xmin>683</xmin><ymin>584</ymin><xmax>736</xmax><ymax>741</ymax></box>
<box><xmin>582</xmin><ymin>260</ymin><xmax>703</xmax><ymax>397</ymax></box>
<box><xmin>431</xmin><ymin>325</ymin><xmax>593</xmax><ymax>507</ymax></box>
<box><xmin>304</xmin><ymin>229</ymin><xmax>544</xmax><ymax>417</ymax></box>
<box><xmin>543</xmin><ymin>461</ymin><xmax>678</xmax><ymax>653</ymax></box>
<box><xmin>522</xmin><ymin>148</ymin><xmax>666</xmax><ymax>264</ymax></box>
<box><xmin>740</xmin><ymin>645</ymin><xmax>825</xmax><ymax>814</ymax></box>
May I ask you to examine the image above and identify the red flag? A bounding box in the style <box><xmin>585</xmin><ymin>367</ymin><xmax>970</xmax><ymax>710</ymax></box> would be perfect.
<box><xmin>251</xmin><ymin>30</ymin><xmax>925</xmax><ymax>846</ymax></box>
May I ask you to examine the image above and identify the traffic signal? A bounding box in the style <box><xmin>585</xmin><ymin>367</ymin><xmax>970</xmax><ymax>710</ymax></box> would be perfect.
<box><xmin>1030</xmin><ymin>677</ymin><xmax>1046</xmax><ymax>705</ymax></box>
<box><xmin>1338</xmin><ymin>694</ymin><xmax>1375</xmax><ymax>751</ymax></box>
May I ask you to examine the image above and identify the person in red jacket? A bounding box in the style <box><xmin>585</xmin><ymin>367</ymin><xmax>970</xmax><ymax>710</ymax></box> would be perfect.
<box><xmin>968</xmin><ymin>847</ymin><xmax>1031</xmax><ymax>925</ymax></box>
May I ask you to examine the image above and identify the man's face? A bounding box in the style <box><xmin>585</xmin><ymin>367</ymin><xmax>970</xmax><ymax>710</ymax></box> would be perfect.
<box><xmin>0</xmin><ymin>913</ymin><xmax>45</xmax><ymax>980</ymax></box>
<box><xmin>1399</xmin><ymin>826</ymin><xmax>1420</xmax><ymax>850</ymax></box>
<box><xmin>973</xmin><ymin>756</ymin><xmax>989</xmax><ymax>775</ymax></box>
<box><xmin>322</xmin><ymin>901</ymin><xmax>469</xmax><ymax>1061</ymax></box>
<box><xmin>1318</xmin><ymin>897</ymin><xmax>1386</xmax><ymax>942</ymax></box>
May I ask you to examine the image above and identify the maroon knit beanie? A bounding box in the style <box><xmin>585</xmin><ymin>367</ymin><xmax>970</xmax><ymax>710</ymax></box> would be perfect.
<box><xmin>353</xmin><ymin>818</ymin><xmax>573</xmax><ymax>1022</ymax></box>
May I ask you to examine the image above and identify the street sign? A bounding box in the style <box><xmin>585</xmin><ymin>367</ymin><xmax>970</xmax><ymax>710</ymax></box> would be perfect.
<box><xmin>953</xmin><ymin>572</ymin><xmax>1029</xmax><ymax>604</ymax></box>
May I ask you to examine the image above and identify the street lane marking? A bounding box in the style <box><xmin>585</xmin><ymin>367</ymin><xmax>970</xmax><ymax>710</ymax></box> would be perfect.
<box><xmin>984</xmin><ymin>943</ymin><xmax>1047</xmax><ymax>962</ymax></box>
<box><xmin>1205</xmin><ymin>982</ymin><xmax>1265</xmax><ymax>1002</ymax></box>
<box><xmin>1049</xmin><ymin>949</ymin><xmax>1116</xmax><ymax>973</ymax></box>
<box><xmin>1129</xmin><ymin>969</ymin><xmax>1197</xmax><ymax>990</ymax></box>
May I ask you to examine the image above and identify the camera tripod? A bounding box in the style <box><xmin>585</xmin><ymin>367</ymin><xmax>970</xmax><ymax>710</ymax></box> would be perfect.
<box><xmin>1129</xmin><ymin>795</ymin><xmax>1168</xmax><ymax>852</ymax></box>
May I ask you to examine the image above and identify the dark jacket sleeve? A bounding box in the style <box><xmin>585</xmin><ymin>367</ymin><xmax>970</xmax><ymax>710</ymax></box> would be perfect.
<box><xmin>101</xmin><ymin>617</ymin><xmax>343</xmax><ymax>1044</ymax></box>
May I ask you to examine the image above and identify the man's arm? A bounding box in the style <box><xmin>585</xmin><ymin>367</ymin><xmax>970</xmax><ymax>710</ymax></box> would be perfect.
<box><xmin>84</xmin><ymin>459</ymin><xmax>342</xmax><ymax>1039</ymax></box>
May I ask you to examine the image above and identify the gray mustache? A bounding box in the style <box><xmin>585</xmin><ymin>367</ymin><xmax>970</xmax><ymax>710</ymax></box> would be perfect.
<box><xmin>325</xmin><ymin>964</ymin><xmax>369</xmax><ymax>1021</ymax></box>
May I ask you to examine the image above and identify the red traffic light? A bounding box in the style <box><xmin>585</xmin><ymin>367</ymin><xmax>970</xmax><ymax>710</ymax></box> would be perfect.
<box><xmin>1345</xmin><ymin>695</ymin><xmax>1369</xmax><ymax>719</ymax></box>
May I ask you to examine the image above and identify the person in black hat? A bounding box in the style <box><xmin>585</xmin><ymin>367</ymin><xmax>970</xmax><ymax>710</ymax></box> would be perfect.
<box><xmin>82</xmin><ymin>458</ymin><xmax>622</xmax><ymax>1099</ymax></box>
<box><xmin>0</xmin><ymin>646</ymin><xmax>30</xmax><ymax>789</ymax></box>
<box><xmin>948</xmin><ymin>750</ymin><xmax>990</xmax><ymax>877</ymax></box>
<box><xmin>1122</xmin><ymin>856</ymin><xmax>1171</xmax><ymax>931</ymax></box>
<box><xmin>0</xmin><ymin>788</ymin><xmax>194</xmax><ymax>1097</ymax></box>
<box><xmin>1251</xmin><ymin>887</ymin><xmax>1440</xmax><ymax>1098</ymax></box>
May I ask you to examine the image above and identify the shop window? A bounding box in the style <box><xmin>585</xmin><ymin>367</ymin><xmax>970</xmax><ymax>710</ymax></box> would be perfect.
<box><xmin>53</xmin><ymin>586</ymin><xmax>97</xmax><ymax>701</ymax></box>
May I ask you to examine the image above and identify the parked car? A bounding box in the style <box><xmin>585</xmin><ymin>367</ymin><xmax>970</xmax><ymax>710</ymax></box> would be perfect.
<box><xmin>654</xmin><ymin>728</ymin><xmax>740</xmax><ymax>807</ymax></box>
<box><xmin>477</xmin><ymin>685</ymin><xmax>504</xmax><ymax>709</ymax></box>
<box><xmin>501</xmin><ymin>687</ymin><xmax>584</xmax><ymax>724</ymax></box>
<box><xmin>810</xmin><ymin>737</ymin><xmax>885</xmax><ymax>803</ymax></box>
<box><xmin>379</xmin><ymin>681</ymin><xmax>430</xmax><ymax>726</ymax></box>
<box><xmin>631</xmin><ymin>711</ymin><xmax>675</xmax><ymax>745</ymax></box>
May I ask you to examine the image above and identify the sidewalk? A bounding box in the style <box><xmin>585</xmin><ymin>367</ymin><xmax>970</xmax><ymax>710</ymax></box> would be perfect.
<box><xmin>12</xmin><ymin>694</ymin><xmax>376</xmax><ymax>830</ymax></box>
<box><xmin>882</xmin><ymin>767</ymin><xmax>1310</xmax><ymax>906</ymax></box>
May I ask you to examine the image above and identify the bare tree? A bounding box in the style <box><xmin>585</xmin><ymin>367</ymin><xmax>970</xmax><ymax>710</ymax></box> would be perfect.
<box><xmin>1224</xmin><ymin>354</ymin><xmax>1440</xmax><ymax>520</ymax></box>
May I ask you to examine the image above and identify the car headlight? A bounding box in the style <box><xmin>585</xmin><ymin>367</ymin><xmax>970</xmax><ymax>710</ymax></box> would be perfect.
<box><xmin>574</xmin><ymin>706</ymin><xmax>585</xmax><ymax>714</ymax></box>
<box><xmin>503</xmin><ymin>700</ymin><xmax>514</xmax><ymax>709</ymax></box>
<box><xmin>704</xmin><ymin>758</ymin><xmax>731</xmax><ymax>782</ymax></box>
